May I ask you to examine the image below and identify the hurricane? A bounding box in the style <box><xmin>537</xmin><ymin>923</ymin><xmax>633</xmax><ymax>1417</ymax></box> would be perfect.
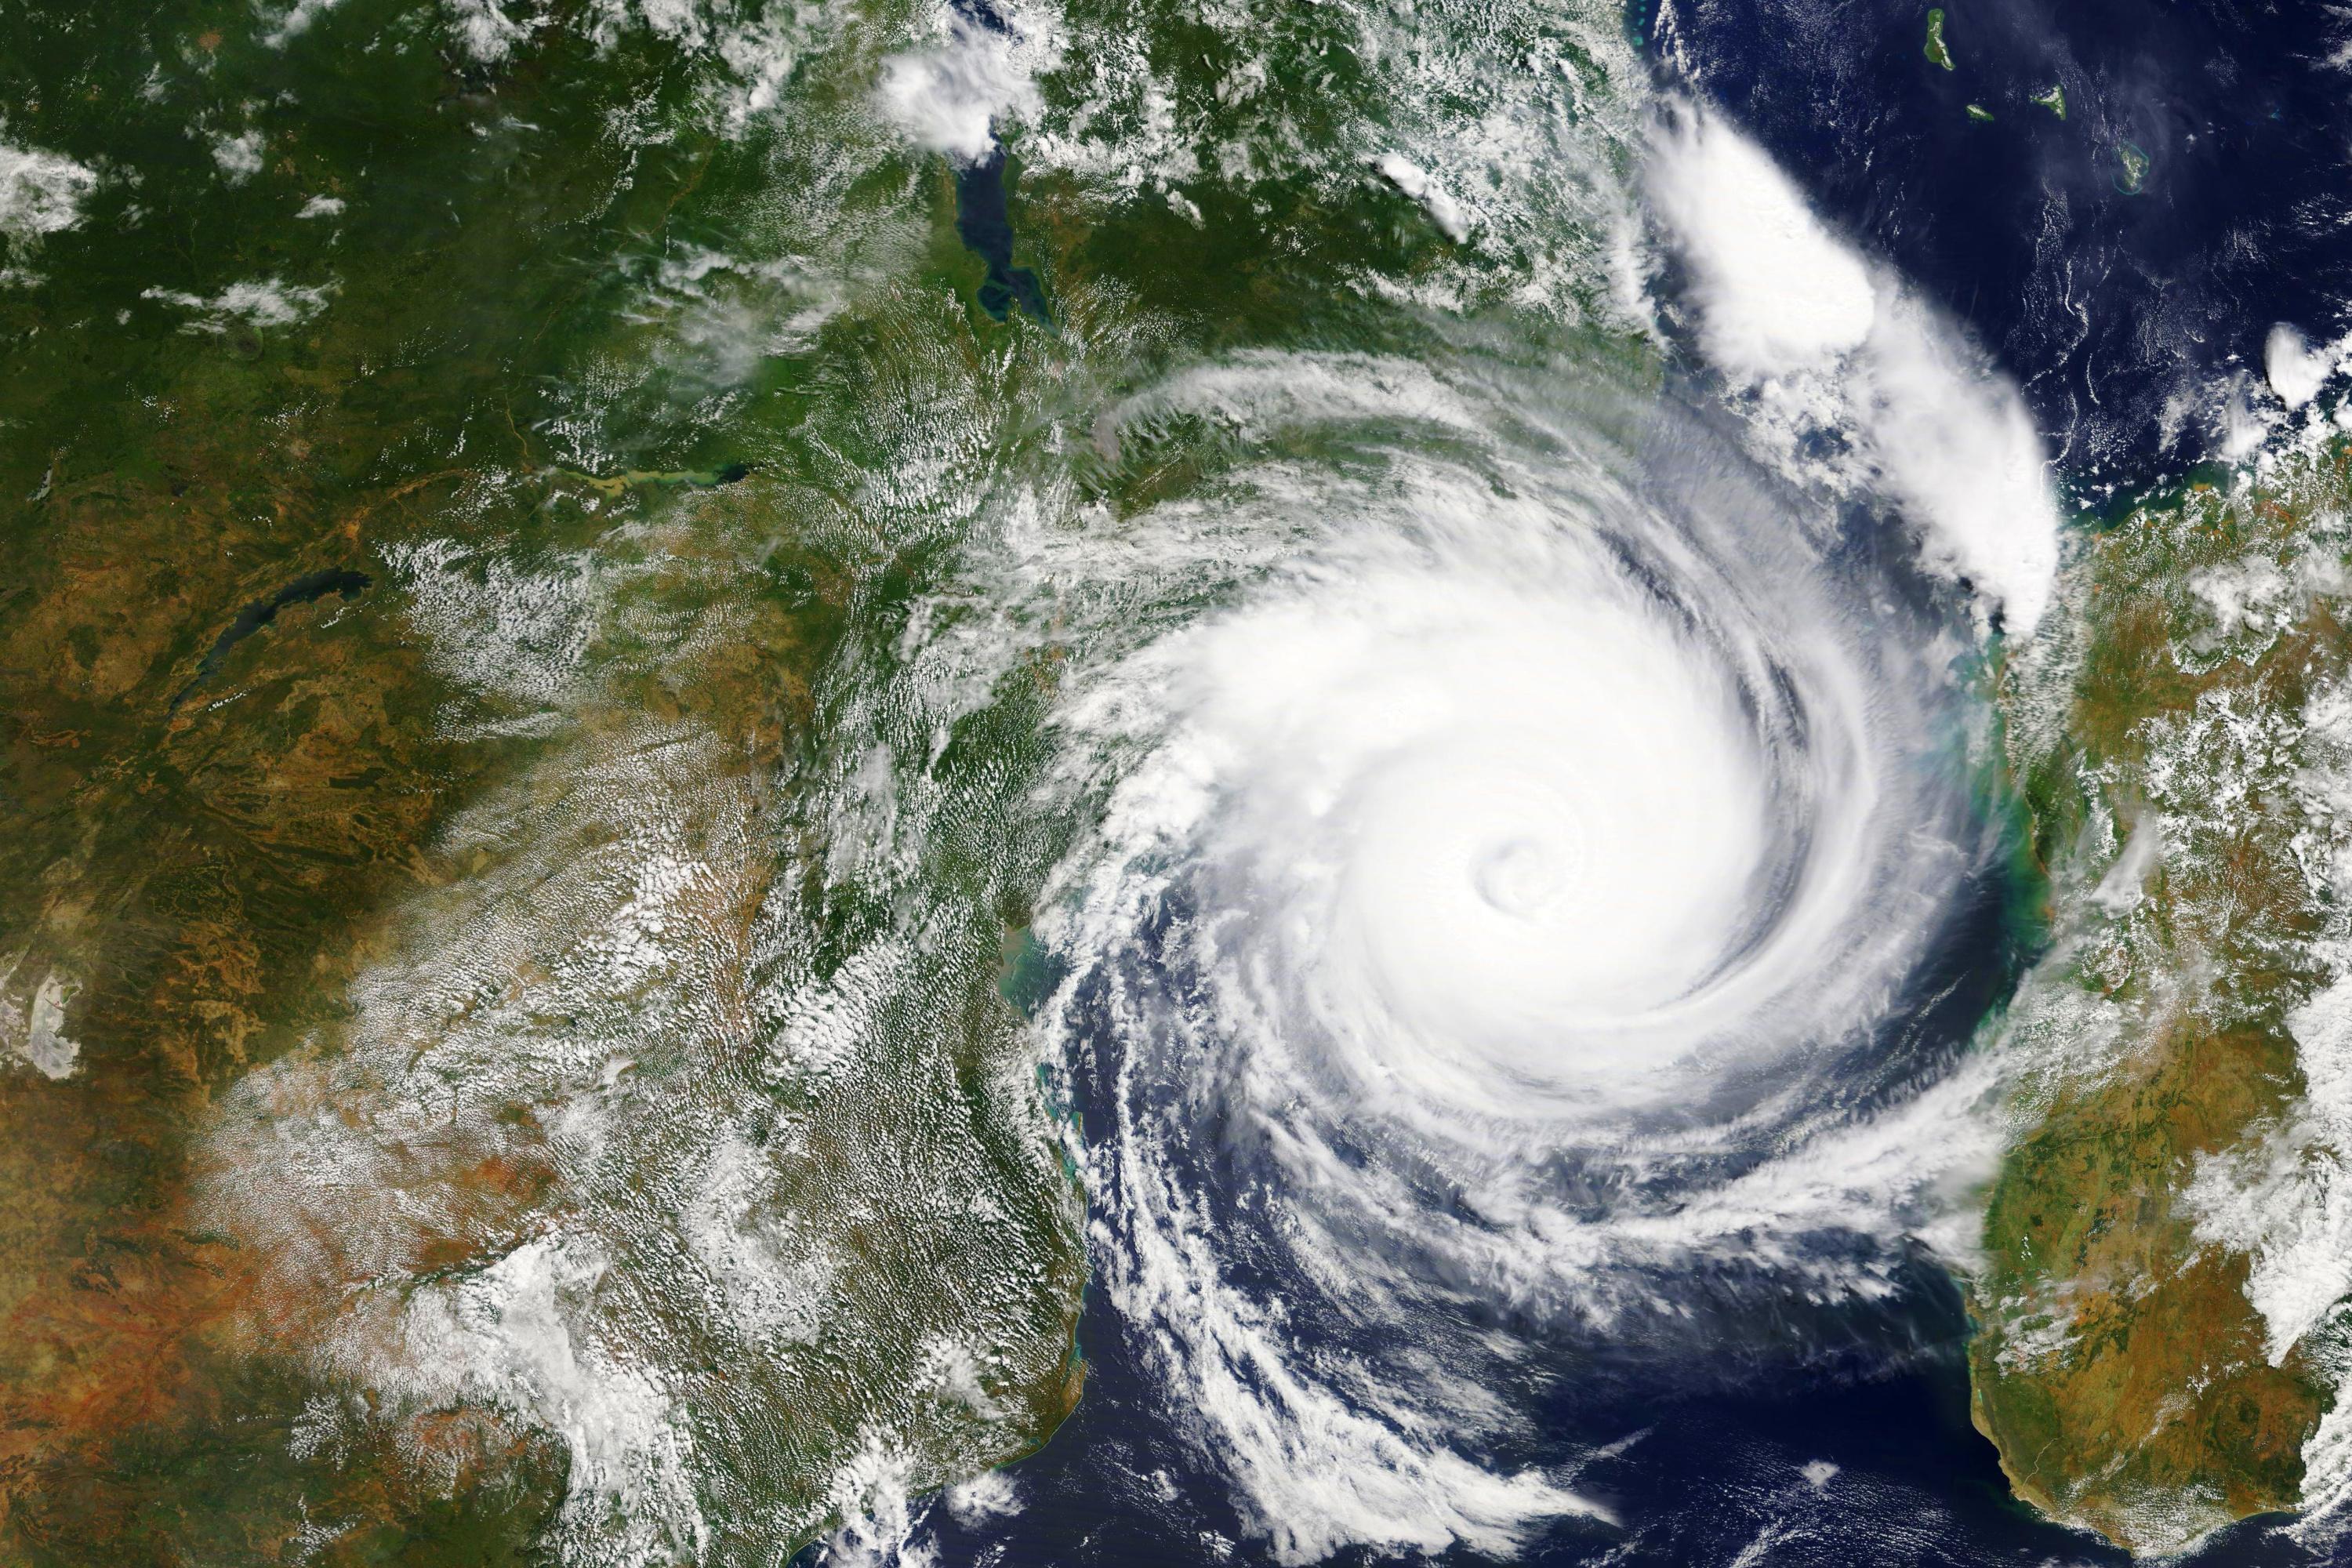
<box><xmin>1018</xmin><ymin>296</ymin><xmax>2024</xmax><ymax>1559</ymax></box>
<box><xmin>163</xmin><ymin>79</ymin><xmax>2063</xmax><ymax>1564</ymax></box>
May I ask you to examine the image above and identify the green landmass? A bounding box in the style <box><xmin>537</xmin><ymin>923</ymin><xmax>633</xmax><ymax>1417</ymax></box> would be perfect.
<box><xmin>0</xmin><ymin>2</ymin><xmax>1091</xmax><ymax>1559</ymax></box>
<box><xmin>2031</xmin><ymin>83</ymin><xmax>2067</xmax><ymax>118</ymax></box>
<box><xmin>1975</xmin><ymin>441</ymin><xmax>2352</xmax><ymax>1552</ymax></box>
<box><xmin>1924</xmin><ymin>8</ymin><xmax>1955</xmax><ymax>69</ymax></box>
<box><xmin>1967</xmin><ymin>103</ymin><xmax>1994</xmax><ymax>122</ymax></box>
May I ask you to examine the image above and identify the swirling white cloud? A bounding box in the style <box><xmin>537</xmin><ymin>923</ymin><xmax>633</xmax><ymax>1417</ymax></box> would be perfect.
<box><xmin>1028</xmin><ymin>315</ymin><xmax>2008</xmax><ymax>1557</ymax></box>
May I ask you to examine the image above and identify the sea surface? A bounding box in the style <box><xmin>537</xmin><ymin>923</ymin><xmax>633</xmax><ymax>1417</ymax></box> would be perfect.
<box><xmin>1663</xmin><ymin>0</ymin><xmax>2352</xmax><ymax>481</ymax></box>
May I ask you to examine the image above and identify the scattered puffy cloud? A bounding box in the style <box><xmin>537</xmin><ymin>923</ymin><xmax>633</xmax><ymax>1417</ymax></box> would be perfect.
<box><xmin>0</xmin><ymin>143</ymin><xmax>97</xmax><ymax>241</ymax></box>
<box><xmin>212</xmin><ymin>129</ymin><xmax>266</xmax><ymax>183</ymax></box>
<box><xmin>141</xmin><ymin>276</ymin><xmax>336</xmax><ymax>332</ymax></box>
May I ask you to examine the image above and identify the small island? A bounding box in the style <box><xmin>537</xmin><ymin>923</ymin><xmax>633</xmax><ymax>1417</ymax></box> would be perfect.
<box><xmin>2114</xmin><ymin>139</ymin><xmax>2151</xmax><ymax>193</ymax></box>
<box><xmin>2031</xmin><ymin>83</ymin><xmax>2066</xmax><ymax>118</ymax></box>
<box><xmin>1923</xmin><ymin>8</ymin><xmax>1954</xmax><ymax>68</ymax></box>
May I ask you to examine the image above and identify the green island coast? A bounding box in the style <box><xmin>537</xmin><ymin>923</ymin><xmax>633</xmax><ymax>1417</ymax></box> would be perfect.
<box><xmin>1925</xmin><ymin>8</ymin><xmax>1955</xmax><ymax>69</ymax></box>
<box><xmin>2116</xmin><ymin>139</ymin><xmax>2152</xmax><ymax>193</ymax></box>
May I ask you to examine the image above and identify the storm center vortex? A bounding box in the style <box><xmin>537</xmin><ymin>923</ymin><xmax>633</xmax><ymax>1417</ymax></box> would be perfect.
<box><xmin>1472</xmin><ymin>833</ymin><xmax>1566</xmax><ymax>918</ymax></box>
<box><xmin>1050</xmin><ymin>361</ymin><xmax>1974</xmax><ymax>1136</ymax></box>
<box><xmin>1304</xmin><ymin>584</ymin><xmax>1784</xmax><ymax>1103</ymax></box>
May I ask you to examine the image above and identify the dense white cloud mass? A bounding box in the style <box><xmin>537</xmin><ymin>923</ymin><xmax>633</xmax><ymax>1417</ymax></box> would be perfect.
<box><xmin>877</xmin><ymin>16</ymin><xmax>1044</xmax><ymax>165</ymax></box>
<box><xmin>1642</xmin><ymin>116</ymin><xmax>1872</xmax><ymax>374</ymax></box>
<box><xmin>2267</xmin><ymin>322</ymin><xmax>2345</xmax><ymax>411</ymax></box>
<box><xmin>1373</xmin><ymin>152</ymin><xmax>1471</xmax><ymax>241</ymax></box>
<box><xmin>1646</xmin><ymin>103</ymin><xmax>2060</xmax><ymax>637</ymax></box>
<box><xmin>0</xmin><ymin>142</ymin><xmax>96</xmax><ymax>241</ymax></box>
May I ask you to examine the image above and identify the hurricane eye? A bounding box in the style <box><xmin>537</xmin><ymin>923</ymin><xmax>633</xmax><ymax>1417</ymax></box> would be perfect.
<box><xmin>1472</xmin><ymin>834</ymin><xmax>1567</xmax><ymax>918</ymax></box>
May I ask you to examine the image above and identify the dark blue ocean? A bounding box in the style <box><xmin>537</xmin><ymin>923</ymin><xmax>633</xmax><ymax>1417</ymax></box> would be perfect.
<box><xmin>1656</xmin><ymin>0</ymin><xmax>2352</xmax><ymax>483</ymax></box>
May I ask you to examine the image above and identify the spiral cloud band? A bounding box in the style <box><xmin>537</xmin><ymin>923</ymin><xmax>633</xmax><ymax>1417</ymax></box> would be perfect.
<box><xmin>1078</xmin><ymin>481</ymin><xmax>1917</xmax><ymax>1127</ymax></box>
<box><xmin>1029</xmin><ymin>324</ymin><xmax>2004</xmax><ymax>1558</ymax></box>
